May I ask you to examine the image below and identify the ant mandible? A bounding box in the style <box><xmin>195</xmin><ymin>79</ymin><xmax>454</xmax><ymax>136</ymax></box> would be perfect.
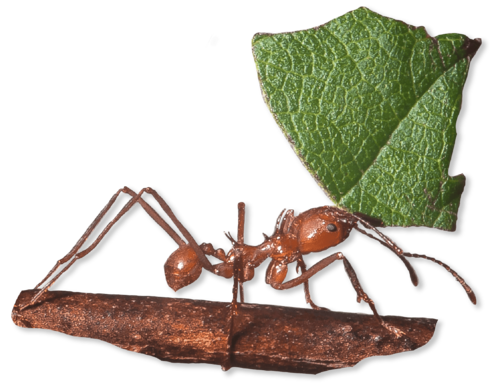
<box><xmin>23</xmin><ymin>186</ymin><xmax>476</xmax><ymax>342</ymax></box>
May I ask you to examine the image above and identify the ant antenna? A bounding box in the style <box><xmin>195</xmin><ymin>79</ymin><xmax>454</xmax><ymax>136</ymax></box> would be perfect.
<box><xmin>354</xmin><ymin>215</ymin><xmax>419</xmax><ymax>287</ymax></box>
<box><xmin>351</xmin><ymin>213</ymin><xmax>476</xmax><ymax>304</ymax></box>
<box><xmin>354</xmin><ymin>217</ymin><xmax>419</xmax><ymax>287</ymax></box>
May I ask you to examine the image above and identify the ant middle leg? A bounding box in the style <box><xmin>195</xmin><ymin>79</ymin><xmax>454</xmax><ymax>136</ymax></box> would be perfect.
<box><xmin>222</xmin><ymin>202</ymin><xmax>246</xmax><ymax>370</ymax></box>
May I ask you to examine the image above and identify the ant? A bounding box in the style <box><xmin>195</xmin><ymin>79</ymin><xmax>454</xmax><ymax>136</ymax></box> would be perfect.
<box><xmin>22</xmin><ymin>186</ymin><xmax>476</xmax><ymax>368</ymax></box>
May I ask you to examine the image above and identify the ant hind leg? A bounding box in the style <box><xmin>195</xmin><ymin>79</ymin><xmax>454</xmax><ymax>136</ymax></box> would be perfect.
<box><xmin>22</xmin><ymin>187</ymin><xmax>153</xmax><ymax>310</ymax></box>
<box><xmin>143</xmin><ymin>187</ymin><xmax>214</xmax><ymax>273</ymax></box>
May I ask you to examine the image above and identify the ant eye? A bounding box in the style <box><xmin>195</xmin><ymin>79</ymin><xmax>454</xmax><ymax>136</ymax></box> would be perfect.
<box><xmin>327</xmin><ymin>223</ymin><xmax>337</xmax><ymax>232</ymax></box>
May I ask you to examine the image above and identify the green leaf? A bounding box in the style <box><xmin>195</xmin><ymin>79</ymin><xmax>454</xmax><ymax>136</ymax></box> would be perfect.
<box><xmin>252</xmin><ymin>7</ymin><xmax>480</xmax><ymax>231</ymax></box>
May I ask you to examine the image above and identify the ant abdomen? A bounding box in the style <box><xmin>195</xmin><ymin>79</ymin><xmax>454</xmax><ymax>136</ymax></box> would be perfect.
<box><xmin>164</xmin><ymin>244</ymin><xmax>202</xmax><ymax>291</ymax></box>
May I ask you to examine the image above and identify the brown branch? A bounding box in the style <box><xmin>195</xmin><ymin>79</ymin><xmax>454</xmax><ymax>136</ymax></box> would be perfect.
<box><xmin>12</xmin><ymin>290</ymin><xmax>436</xmax><ymax>374</ymax></box>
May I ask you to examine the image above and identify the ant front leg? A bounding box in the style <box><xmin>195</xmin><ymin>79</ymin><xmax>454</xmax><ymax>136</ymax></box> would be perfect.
<box><xmin>296</xmin><ymin>256</ymin><xmax>329</xmax><ymax>311</ymax></box>
<box><xmin>342</xmin><ymin>254</ymin><xmax>404</xmax><ymax>338</ymax></box>
<box><xmin>268</xmin><ymin>253</ymin><xmax>404</xmax><ymax>338</ymax></box>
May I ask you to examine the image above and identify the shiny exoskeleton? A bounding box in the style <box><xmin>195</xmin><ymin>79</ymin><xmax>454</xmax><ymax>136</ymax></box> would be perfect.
<box><xmin>24</xmin><ymin>187</ymin><xmax>476</xmax><ymax>345</ymax></box>
<box><xmin>166</xmin><ymin>206</ymin><xmax>356</xmax><ymax>298</ymax></box>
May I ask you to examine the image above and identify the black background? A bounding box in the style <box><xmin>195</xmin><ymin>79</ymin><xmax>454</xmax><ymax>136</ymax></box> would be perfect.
<box><xmin>7</xmin><ymin>3</ymin><xmax>493</xmax><ymax>383</ymax></box>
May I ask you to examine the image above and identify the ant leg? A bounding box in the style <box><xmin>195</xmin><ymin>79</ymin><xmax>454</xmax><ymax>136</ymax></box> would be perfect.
<box><xmin>34</xmin><ymin>185</ymin><xmax>126</xmax><ymax>288</ymax></box>
<box><xmin>270</xmin><ymin>252</ymin><xmax>345</xmax><ymax>291</ymax></box>
<box><xmin>220</xmin><ymin>250</ymin><xmax>242</xmax><ymax>372</ymax></box>
<box><xmin>270</xmin><ymin>253</ymin><xmax>404</xmax><ymax>338</ymax></box>
<box><xmin>123</xmin><ymin>187</ymin><xmax>184</xmax><ymax>246</ymax></box>
<box><xmin>239</xmin><ymin>282</ymin><xmax>244</xmax><ymax>303</ymax></box>
<box><xmin>131</xmin><ymin>187</ymin><xmax>234</xmax><ymax>286</ymax></box>
<box><xmin>222</xmin><ymin>203</ymin><xmax>246</xmax><ymax>370</ymax></box>
<box><xmin>32</xmin><ymin>187</ymin><xmax>184</xmax><ymax>293</ymax></box>
<box><xmin>269</xmin><ymin>252</ymin><xmax>343</xmax><ymax>290</ymax></box>
<box><xmin>22</xmin><ymin>187</ymin><xmax>154</xmax><ymax>310</ymax></box>
<box><xmin>143</xmin><ymin>188</ymin><xmax>214</xmax><ymax>273</ymax></box>
<box><xmin>237</xmin><ymin>202</ymin><xmax>245</xmax><ymax>303</ymax></box>
<box><xmin>403</xmin><ymin>252</ymin><xmax>476</xmax><ymax>304</ymax></box>
<box><xmin>237</xmin><ymin>202</ymin><xmax>245</xmax><ymax>244</ymax></box>
<box><xmin>296</xmin><ymin>257</ymin><xmax>329</xmax><ymax>311</ymax></box>
<box><xmin>342</xmin><ymin>255</ymin><xmax>404</xmax><ymax>338</ymax></box>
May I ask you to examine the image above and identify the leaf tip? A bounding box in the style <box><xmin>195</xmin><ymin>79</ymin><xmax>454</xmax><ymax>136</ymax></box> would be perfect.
<box><xmin>462</xmin><ymin>37</ymin><xmax>482</xmax><ymax>60</ymax></box>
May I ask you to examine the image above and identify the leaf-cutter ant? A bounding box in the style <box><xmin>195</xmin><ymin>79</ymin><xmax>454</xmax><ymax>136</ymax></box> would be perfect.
<box><xmin>23</xmin><ymin>186</ymin><xmax>476</xmax><ymax>349</ymax></box>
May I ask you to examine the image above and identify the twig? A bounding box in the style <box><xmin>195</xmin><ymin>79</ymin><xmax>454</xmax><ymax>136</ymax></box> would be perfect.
<box><xmin>12</xmin><ymin>290</ymin><xmax>437</xmax><ymax>374</ymax></box>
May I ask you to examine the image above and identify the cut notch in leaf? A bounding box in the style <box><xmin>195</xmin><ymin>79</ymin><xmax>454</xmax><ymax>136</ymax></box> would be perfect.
<box><xmin>252</xmin><ymin>7</ymin><xmax>480</xmax><ymax>231</ymax></box>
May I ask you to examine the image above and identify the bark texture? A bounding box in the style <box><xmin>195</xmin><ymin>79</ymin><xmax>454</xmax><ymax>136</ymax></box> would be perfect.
<box><xmin>12</xmin><ymin>290</ymin><xmax>437</xmax><ymax>374</ymax></box>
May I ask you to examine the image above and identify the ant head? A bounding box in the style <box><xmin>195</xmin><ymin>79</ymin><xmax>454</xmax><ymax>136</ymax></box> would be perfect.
<box><xmin>164</xmin><ymin>244</ymin><xmax>202</xmax><ymax>291</ymax></box>
<box><xmin>294</xmin><ymin>206</ymin><xmax>356</xmax><ymax>254</ymax></box>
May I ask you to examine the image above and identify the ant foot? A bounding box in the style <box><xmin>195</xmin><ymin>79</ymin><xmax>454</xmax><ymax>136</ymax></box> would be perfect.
<box><xmin>308</xmin><ymin>300</ymin><xmax>330</xmax><ymax>311</ymax></box>
<box><xmin>383</xmin><ymin>322</ymin><xmax>405</xmax><ymax>338</ymax></box>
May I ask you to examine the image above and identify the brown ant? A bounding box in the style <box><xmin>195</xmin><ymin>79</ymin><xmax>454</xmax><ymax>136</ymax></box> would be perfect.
<box><xmin>23</xmin><ymin>186</ymin><xmax>476</xmax><ymax>359</ymax></box>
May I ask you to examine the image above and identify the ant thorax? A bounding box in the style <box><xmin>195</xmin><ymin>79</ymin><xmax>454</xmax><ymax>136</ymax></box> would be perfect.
<box><xmin>258</xmin><ymin>233</ymin><xmax>299</xmax><ymax>262</ymax></box>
